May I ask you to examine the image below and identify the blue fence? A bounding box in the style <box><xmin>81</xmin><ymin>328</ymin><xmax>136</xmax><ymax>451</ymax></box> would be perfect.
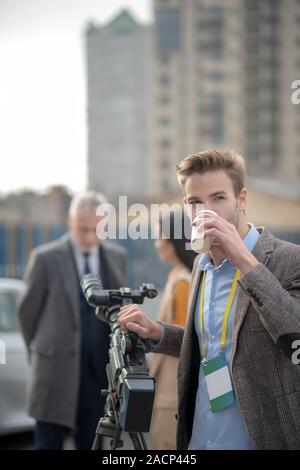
<box><xmin>0</xmin><ymin>223</ymin><xmax>169</xmax><ymax>289</ymax></box>
<box><xmin>0</xmin><ymin>225</ymin><xmax>8</xmax><ymax>277</ymax></box>
<box><xmin>0</xmin><ymin>223</ymin><xmax>66</xmax><ymax>280</ymax></box>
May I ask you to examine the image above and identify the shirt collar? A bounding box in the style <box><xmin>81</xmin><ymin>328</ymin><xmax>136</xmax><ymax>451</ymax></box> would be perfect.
<box><xmin>242</xmin><ymin>222</ymin><xmax>260</xmax><ymax>253</ymax></box>
<box><xmin>198</xmin><ymin>222</ymin><xmax>260</xmax><ymax>271</ymax></box>
<box><xmin>70</xmin><ymin>237</ymin><xmax>99</xmax><ymax>258</ymax></box>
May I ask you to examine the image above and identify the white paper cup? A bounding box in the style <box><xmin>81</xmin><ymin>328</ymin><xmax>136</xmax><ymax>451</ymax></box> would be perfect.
<box><xmin>191</xmin><ymin>209</ymin><xmax>217</xmax><ymax>254</ymax></box>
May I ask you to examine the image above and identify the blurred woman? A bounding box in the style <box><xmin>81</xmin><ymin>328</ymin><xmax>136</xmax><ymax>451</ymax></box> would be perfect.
<box><xmin>150</xmin><ymin>208</ymin><xmax>196</xmax><ymax>450</ymax></box>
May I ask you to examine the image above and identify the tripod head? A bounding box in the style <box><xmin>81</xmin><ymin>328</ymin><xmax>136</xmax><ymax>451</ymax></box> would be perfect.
<box><xmin>81</xmin><ymin>274</ymin><xmax>157</xmax><ymax>324</ymax></box>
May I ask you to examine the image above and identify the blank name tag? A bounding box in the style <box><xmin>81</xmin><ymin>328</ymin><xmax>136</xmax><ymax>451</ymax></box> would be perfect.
<box><xmin>203</xmin><ymin>354</ymin><xmax>235</xmax><ymax>413</ymax></box>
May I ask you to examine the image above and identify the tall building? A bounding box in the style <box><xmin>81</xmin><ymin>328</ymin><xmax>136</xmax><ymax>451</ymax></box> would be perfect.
<box><xmin>85</xmin><ymin>10</ymin><xmax>151</xmax><ymax>201</ymax></box>
<box><xmin>149</xmin><ymin>0</ymin><xmax>300</xmax><ymax>197</ymax></box>
<box><xmin>149</xmin><ymin>0</ymin><xmax>245</xmax><ymax>197</ymax></box>
<box><xmin>244</xmin><ymin>0</ymin><xmax>300</xmax><ymax>185</ymax></box>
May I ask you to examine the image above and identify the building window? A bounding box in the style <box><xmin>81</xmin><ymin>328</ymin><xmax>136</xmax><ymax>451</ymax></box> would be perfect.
<box><xmin>160</xmin><ymin>138</ymin><xmax>172</xmax><ymax>149</ymax></box>
<box><xmin>159</xmin><ymin>75</ymin><xmax>171</xmax><ymax>86</ymax></box>
<box><xmin>159</xmin><ymin>96</ymin><xmax>171</xmax><ymax>105</ymax></box>
<box><xmin>161</xmin><ymin>179</ymin><xmax>170</xmax><ymax>192</ymax></box>
<box><xmin>160</xmin><ymin>158</ymin><xmax>170</xmax><ymax>169</ymax></box>
<box><xmin>207</xmin><ymin>71</ymin><xmax>224</xmax><ymax>81</ymax></box>
<box><xmin>197</xmin><ymin>39</ymin><xmax>224</xmax><ymax>60</ymax></box>
<box><xmin>198</xmin><ymin>93</ymin><xmax>224</xmax><ymax>115</ymax></box>
<box><xmin>159</xmin><ymin>117</ymin><xmax>171</xmax><ymax>126</ymax></box>
<box><xmin>195</xmin><ymin>5</ymin><xmax>224</xmax><ymax>59</ymax></box>
<box><xmin>159</xmin><ymin>54</ymin><xmax>170</xmax><ymax>65</ymax></box>
<box><xmin>198</xmin><ymin>94</ymin><xmax>224</xmax><ymax>144</ymax></box>
<box><xmin>155</xmin><ymin>7</ymin><xmax>181</xmax><ymax>53</ymax></box>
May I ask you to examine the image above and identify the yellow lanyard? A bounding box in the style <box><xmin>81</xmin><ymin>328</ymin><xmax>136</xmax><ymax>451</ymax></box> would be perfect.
<box><xmin>199</xmin><ymin>269</ymin><xmax>241</xmax><ymax>359</ymax></box>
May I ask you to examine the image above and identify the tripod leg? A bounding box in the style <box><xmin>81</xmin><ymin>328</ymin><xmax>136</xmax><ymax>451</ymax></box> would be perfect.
<box><xmin>92</xmin><ymin>420</ymin><xmax>104</xmax><ymax>450</ymax></box>
<box><xmin>139</xmin><ymin>433</ymin><xmax>148</xmax><ymax>450</ymax></box>
<box><xmin>92</xmin><ymin>417</ymin><xmax>124</xmax><ymax>450</ymax></box>
<box><xmin>92</xmin><ymin>433</ymin><xmax>103</xmax><ymax>450</ymax></box>
<box><xmin>127</xmin><ymin>433</ymin><xmax>148</xmax><ymax>450</ymax></box>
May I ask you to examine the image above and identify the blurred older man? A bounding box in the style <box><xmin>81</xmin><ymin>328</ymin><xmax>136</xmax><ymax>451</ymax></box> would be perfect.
<box><xmin>18</xmin><ymin>191</ymin><xmax>127</xmax><ymax>449</ymax></box>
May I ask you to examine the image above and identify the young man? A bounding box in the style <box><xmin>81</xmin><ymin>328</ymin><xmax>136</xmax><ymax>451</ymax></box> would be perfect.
<box><xmin>118</xmin><ymin>149</ymin><xmax>300</xmax><ymax>450</ymax></box>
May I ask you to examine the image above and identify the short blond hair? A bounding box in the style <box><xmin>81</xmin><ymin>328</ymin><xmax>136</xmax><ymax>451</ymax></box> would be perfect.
<box><xmin>176</xmin><ymin>149</ymin><xmax>246</xmax><ymax>197</ymax></box>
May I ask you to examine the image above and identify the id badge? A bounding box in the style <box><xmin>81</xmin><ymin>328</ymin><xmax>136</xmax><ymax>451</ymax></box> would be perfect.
<box><xmin>203</xmin><ymin>354</ymin><xmax>234</xmax><ymax>413</ymax></box>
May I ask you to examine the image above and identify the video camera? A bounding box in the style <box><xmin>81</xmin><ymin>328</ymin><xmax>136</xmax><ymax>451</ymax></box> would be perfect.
<box><xmin>80</xmin><ymin>274</ymin><xmax>157</xmax><ymax>450</ymax></box>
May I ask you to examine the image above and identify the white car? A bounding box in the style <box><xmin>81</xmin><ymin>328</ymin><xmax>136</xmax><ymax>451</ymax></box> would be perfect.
<box><xmin>0</xmin><ymin>278</ymin><xmax>34</xmax><ymax>435</ymax></box>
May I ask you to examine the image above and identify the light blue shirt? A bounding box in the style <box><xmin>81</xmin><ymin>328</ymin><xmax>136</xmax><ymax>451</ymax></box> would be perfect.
<box><xmin>188</xmin><ymin>223</ymin><xmax>260</xmax><ymax>450</ymax></box>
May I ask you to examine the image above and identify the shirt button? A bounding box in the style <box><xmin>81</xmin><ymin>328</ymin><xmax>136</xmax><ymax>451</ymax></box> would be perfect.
<box><xmin>208</xmin><ymin>441</ymin><xmax>211</xmax><ymax>445</ymax></box>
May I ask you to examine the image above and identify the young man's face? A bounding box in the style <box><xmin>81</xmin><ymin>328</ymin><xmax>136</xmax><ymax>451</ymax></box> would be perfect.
<box><xmin>183</xmin><ymin>170</ymin><xmax>246</xmax><ymax>228</ymax></box>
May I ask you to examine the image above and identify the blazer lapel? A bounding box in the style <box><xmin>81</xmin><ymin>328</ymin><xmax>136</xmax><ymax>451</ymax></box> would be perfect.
<box><xmin>178</xmin><ymin>262</ymin><xmax>202</xmax><ymax>374</ymax></box>
<box><xmin>231</xmin><ymin>227</ymin><xmax>275</xmax><ymax>360</ymax></box>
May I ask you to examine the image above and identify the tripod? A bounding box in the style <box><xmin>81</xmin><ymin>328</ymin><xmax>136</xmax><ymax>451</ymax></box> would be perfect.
<box><xmin>79</xmin><ymin>279</ymin><xmax>157</xmax><ymax>451</ymax></box>
<box><xmin>92</xmin><ymin>391</ymin><xmax>148</xmax><ymax>450</ymax></box>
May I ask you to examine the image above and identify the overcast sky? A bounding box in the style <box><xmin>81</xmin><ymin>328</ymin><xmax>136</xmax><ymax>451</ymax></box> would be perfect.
<box><xmin>0</xmin><ymin>0</ymin><xmax>151</xmax><ymax>194</ymax></box>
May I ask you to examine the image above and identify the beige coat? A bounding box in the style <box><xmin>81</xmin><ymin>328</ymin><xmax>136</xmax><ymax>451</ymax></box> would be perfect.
<box><xmin>150</xmin><ymin>265</ymin><xmax>191</xmax><ymax>449</ymax></box>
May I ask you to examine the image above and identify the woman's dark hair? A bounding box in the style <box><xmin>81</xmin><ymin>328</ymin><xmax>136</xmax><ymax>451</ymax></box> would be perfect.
<box><xmin>159</xmin><ymin>208</ymin><xmax>197</xmax><ymax>272</ymax></box>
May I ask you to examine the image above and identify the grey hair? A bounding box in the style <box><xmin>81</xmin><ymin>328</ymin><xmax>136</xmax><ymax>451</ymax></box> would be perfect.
<box><xmin>68</xmin><ymin>191</ymin><xmax>108</xmax><ymax>217</ymax></box>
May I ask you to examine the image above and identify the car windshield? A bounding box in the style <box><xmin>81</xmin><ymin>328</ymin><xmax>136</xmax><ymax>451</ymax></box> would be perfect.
<box><xmin>0</xmin><ymin>290</ymin><xmax>20</xmax><ymax>332</ymax></box>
